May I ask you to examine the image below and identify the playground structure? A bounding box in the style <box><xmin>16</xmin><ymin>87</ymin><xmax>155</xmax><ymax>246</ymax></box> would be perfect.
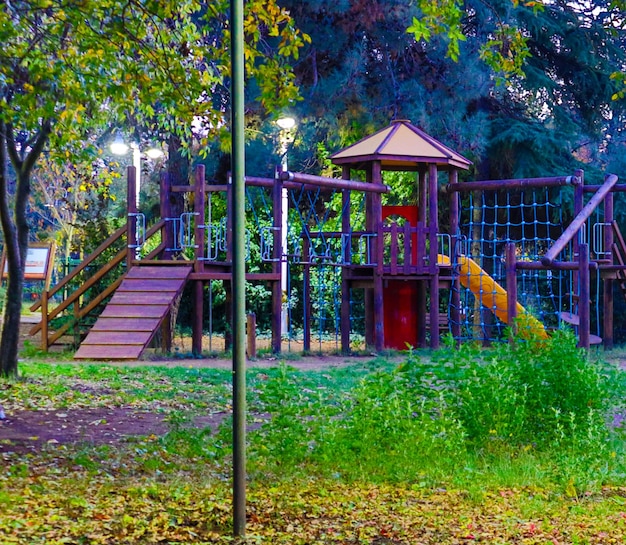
<box><xmin>28</xmin><ymin>120</ymin><xmax>626</xmax><ymax>359</ymax></box>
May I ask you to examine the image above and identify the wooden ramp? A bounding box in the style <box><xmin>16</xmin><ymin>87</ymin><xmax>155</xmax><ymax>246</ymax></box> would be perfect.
<box><xmin>74</xmin><ymin>265</ymin><xmax>192</xmax><ymax>360</ymax></box>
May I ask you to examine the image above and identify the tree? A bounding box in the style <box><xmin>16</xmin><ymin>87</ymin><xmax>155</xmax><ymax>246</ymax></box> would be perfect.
<box><xmin>29</xmin><ymin>152</ymin><xmax>121</xmax><ymax>266</ymax></box>
<box><xmin>276</xmin><ymin>0</ymin><xmax>625</xmax><ymax>184</ymax></box>
<box><xmin>0</xmin><ymin>0</ymin><xmax>307</xmax><ymax>377</ymax></box>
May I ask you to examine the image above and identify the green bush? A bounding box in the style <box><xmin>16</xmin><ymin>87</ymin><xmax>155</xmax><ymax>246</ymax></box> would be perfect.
<box><xmin>421</xmin><ymin>329</ymin><xmax>611</xmax><ymax>449</ymax></box>
<box><xmin>312</xmin><ymin>370</ymin><xmax>466</xmax><ymax>483</ymax></box>
<box><xmin>246</xmin><ymin>330</ymin><xmax>617</xmax><ymax>488</ymax></box>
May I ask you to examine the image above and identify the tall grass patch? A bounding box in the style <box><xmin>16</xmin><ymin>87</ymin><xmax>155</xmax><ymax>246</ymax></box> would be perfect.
<box><xmin>247</xmin><ymin>330</ymin><xmax>622</xmax><ymax>492</ymax></box>
<box><xmin>426</xmin><ymin>330</ymin><xmax>610</xmax><ymax>448</ymax></box>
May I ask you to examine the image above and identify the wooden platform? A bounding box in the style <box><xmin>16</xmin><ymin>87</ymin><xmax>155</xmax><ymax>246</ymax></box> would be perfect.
<box><xmin>558</xmin><ymin>312</ymin><xmax>602</xmax><ymax>345</ymax></box>
<box><xmin>74</xmin><ymin>265</ymin><xmax>192</xmax><ymax>360</ymax></box>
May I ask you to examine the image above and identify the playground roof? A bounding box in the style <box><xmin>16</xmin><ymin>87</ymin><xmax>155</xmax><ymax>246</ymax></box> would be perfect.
<box><xmin>330</xmin><ymin>119</ymin><xmax>472</xmax><ymax>171</ymax></box>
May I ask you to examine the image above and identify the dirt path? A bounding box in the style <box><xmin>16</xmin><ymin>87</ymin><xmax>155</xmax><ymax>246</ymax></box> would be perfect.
<box><xmin>19</xmin><ymin>316</ymin><xmax>403</xmax><ymax>371</ymax></box>
<box><xmin>1</xmin><ymin>352</ymin><xmax>403</xmax><ymax>456</ymax></box>
<box><xmin>3</xmin><ymin>325</ymin><xmax>404</xmax><ymax>455</ymax></box>
<box><xmin>120</xmin><ymin>352</ymin><xmax>397</xmax><ymax>371</ymax></box>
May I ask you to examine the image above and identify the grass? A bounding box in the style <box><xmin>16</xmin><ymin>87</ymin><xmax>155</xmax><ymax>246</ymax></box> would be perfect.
<box><xmin>3</xmin><ymin>332</ymin><xmax>626</xmax><ymax>542</ymax></box>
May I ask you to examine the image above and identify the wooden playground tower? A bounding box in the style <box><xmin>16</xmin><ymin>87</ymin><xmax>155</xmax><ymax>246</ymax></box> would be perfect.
<box><xmin>330</xmin><ymin>119</ymin><xmax>472</xmax><ymax>351</ymax></box>
<box><xmin>30</xmin><ymin>120</ymin><xmax>626</xmax><ymax>358</ymax></box>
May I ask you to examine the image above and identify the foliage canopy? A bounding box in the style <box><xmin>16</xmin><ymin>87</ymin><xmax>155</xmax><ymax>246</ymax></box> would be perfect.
<box><xmin>0</xmin><ymin>0</ymin><xmax>308</xmax><ymax>376</ymax></box>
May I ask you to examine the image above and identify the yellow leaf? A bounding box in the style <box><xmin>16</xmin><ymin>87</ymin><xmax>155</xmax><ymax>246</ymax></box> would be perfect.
<box><xmin>565</xmin><ymin>479</ymin><xmax>577</xmax><ymax>498</ymax></box>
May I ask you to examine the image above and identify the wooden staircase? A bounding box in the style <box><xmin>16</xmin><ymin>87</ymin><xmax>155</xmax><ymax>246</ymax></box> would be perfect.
<box><xmin>559</xmin><ymin>310</ymin><xmax>602</xmax><ymax>345</ymax></box>
<box><xmin>74</xmin><ymin>264</ymin><xmax>192</xmax><ymax>360</ymax></box>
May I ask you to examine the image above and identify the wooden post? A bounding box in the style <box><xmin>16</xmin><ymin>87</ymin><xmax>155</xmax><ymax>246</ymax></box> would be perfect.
<box><xmin>226</xmin><ymin>173</ymin><xmax>234</xmax><ymax>263</ymax></box>
<box><xmin>194</xmin><ymin>165</ymin><xmax>206</xmax><ymax>272</ymax></box>
<box><xmin>224</xmin><ymin>177</ymin><xmax>234</xmax><ymax>351</ymax></box>
<box><xmin>40</xmin><ymin>290</ymin><xmax>48</xmax><ymax>351</ymax></box>
<box><xmin>572</xmin><ymin>170</ymin><xmax>584</xmax><ymax>300</ymax></box>
<box><xmin>449</xmin><ymin>169</ymin><xmax>461</xmax><ymax>342</ymax></box>
<box><xmin>224</xmin><ymin>284</ymin><xmax>233</xmax><ymax>352</ymax></box>
<box><xmin>604</xmin><ymin>188</ymin><xmax>614</xmax><ymax>349</ymax></box>
<box><xmin>417</xmin><ymin>168</ymin><xmax>428</xmax><ymax>347</ymax></box>
<box><xmin>579</xmin><ymin>243</ymin><xmax>590</xmax><ymax>348</ymax></box>
<box><xmin>428</xmin><ymin>277</ymin><xmax>440</xmax><ymax>347</ymax></box>
<box><xmin>428</xmin><ymin>163</ymin><xmax>440</xmax><ymax>349</ymax></box>
<box><xmin>246</xmin><ymin>313</ymin><xmax>256</xmax><ymax>359</ymax></box>
<box><xmin>374</xmin><ymin>272</ymin><xmax>384</xmax><ymax>351</ymax></box>
<box><xmin>571</xmin><ymin>169</ymin><xmax>589</xmax><ymax>347</ymax></box>
<box><xmin>191</xmin><ymin>281</ymin><xmax>204</xmax><ymax>356</ymax></box>
<box><xmin>371</xmin><ymin>161</ymin><xmax>384</xmax><ymax>351</ymax></box>
<box><xmin>192</xmin><ymin>166</ymin><xmax>206</xmax><ymax>356</ymax></box>
<box><xmin>73</xmin><ymin>300</ymin><xmax>80</xmax><ymax>348</ymax></box>
<box><xmin>364</xmin><ymin>165</ymin><xmax>375</xmax><ymax>349</ymax></box>
<box><xmin>505</xmin><ymin>243</ymin><xmax>517</xmax><ymax>340</ymax></box>
<box><xmin>341</xmin><ymin>175</ymin><xmax>351</xmax><ymax>354</ymax></box>
<box><xmin>415</xmin><ymin>167</ymin><xmax>430</xmax><ymax>348</ymax></box>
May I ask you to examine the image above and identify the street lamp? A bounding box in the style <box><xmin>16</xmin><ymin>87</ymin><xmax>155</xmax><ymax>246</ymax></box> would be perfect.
<box><xmin>276</xmin><ymin>116</ymin><xmax>297</xmax><ymax>336</ymax></box>
<box><xmin>109</xmin><ymin>132</ymin><xmax>129</xmax><ymax>155</ymax></box>
<box><xmin>276</xmin><ymin>116</ymin><xmax>296</xmax><ymax>133</ymax></box>
<box><xmin>109</xmin><ymin>134</ymin><xmax>164</xmax><ymax>208</ymax></box>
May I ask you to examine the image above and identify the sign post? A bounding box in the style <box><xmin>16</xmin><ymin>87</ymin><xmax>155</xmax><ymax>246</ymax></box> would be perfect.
<box><xmin>1</xmin><ymin>242</ymin><xmax>56</xmax><ymax>288</ymax></box>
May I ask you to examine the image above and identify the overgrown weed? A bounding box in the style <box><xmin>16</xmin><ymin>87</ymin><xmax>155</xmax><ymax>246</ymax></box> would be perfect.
<box><xmin>4</xmin><ymin>339</ymin><xmax>626</xmax><ymax>542</ymax></box>
<box><xmin>247</xmin><ymin>329</ymin><xmax>624</xmax><ymax>495</ymax></box>
<box><xmin>4</xmin><ymin>333</ymin><xmax>626</xmax><ymax>498</ymax></box>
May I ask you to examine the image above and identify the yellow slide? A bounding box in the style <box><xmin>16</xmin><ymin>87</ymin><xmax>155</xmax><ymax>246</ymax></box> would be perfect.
<box><xmin>438</xmin><ymin>254</ymin><xmax>548</xmax><ymax>339</ymax></box>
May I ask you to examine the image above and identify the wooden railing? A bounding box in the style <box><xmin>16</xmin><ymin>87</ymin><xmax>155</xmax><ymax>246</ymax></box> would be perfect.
<box><xmin>611</xmin><ymin>221</ymin><xmax>626</xmax><ymax>304</ymax></box>
<box><xmin>377</xmin><ymin>221</ymin><xmax>431</xmax><ymax>275</ymax></box>
<box><xmin>30</xmin><ymin>219</ymin><xmax>167</xmax><ymax>351</ymax></box>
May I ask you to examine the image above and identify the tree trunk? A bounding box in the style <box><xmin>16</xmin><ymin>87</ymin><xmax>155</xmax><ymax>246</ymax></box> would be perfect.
<box><xmin>0</xmin><ymin>121</ymin><xmax>50</xmax><ymax>377</ymax></box>
<box><xmin>0</xmin><ymin>164</ymin><xmax>29</xmax><ymax>376</ymax></box>
<box><xmin>163</xmin><ymin>135</ymin><xmax>190</xmax><ymax>344</ymax></box>
<box><xmin>0</xmin><ymin>269</ymin><xmax>24</xmax><ymax>377</ymax></box>
<box><xmin>0</xmin><ymin>128</ymin><xmax>21</xmax><ymax>376</ymax></box>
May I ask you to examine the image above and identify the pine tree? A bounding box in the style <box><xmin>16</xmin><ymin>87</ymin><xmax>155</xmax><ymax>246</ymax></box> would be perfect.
<box><xmin>277</xmin><ymin>0</ymin><xmax>626</xmax><ymax>183</ymax></box>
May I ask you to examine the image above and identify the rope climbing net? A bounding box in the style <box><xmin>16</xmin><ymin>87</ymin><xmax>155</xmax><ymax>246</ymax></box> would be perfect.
<box><xmin>287</xmin><ymin>185</ymin><xmax>367</xmax><ymax>351</ymax></box>
<box><xmin>451</xmin><ymin>186</ymin><xmax>570</xmax><ymax>342</ymax></box>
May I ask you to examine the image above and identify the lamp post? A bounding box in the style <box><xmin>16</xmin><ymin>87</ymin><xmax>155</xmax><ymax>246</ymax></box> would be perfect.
<box><xmin>109</xmin><ymin>133</ymin><xmax>164</xmax><ymax>208</ymax></box>
<box><xmin>276</xmin><ymin>116</ymin><xmax>296</xmax><ymax>336</ymax></box>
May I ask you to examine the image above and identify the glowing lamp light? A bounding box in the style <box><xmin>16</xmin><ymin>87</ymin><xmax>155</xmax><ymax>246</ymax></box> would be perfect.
<box><xmin>276</xmin><ymin>116</ymin><xmax>296</xmax><ymax>130</ymax></box>
<box><xmin>145</xmin><ymin>147</ymin><xmax>165</xmax><ymax>160</ymax></box>
<box><xmin>109</xmin><ymin>133</ymin><xmax>130</xmax><ymax>156</ymax></box>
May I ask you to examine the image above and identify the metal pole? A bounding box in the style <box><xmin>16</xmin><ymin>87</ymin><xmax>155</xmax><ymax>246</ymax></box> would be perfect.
<box><xmin>132</xmin><ymin>143</ymin><xmax>141</xmax><ymax>209</ymax></box>
<box><xmin>281</xmin><ymin>148</ymin><xmax>289</xmax><ymax>336</ymax></box>
<box><xmin>230</xmin><ymin>0</ymin><xmax>246</xmax><ymax>536</ymax></box>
